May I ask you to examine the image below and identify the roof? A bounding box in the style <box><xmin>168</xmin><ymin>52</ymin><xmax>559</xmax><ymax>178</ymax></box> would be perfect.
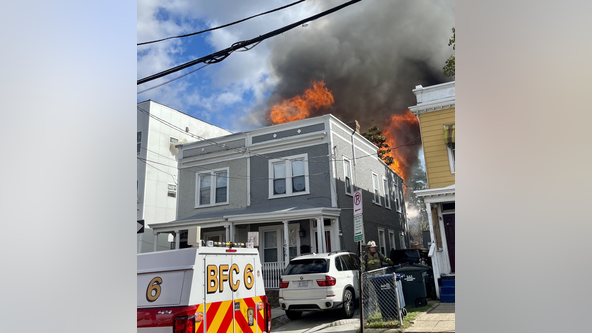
<box><xmin>290</xmin><ymin>251</ymin><xmax>355</xmax><ymax>260</ymax></box>
<box><xmin>414</xmin><ymin>184</ymin><xmax>455</xmax><ymax>203</ymax></box>
<box><xmin>148</xmin><ymin>202</ymin><xmax>342</xmax><ymax>232</ymax></box>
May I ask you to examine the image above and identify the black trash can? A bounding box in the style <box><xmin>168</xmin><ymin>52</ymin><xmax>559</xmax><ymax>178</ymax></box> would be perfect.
<box><xmin>395</xmin><ymin>265</ymin><xmax>428</xmax><ymax>308</ymax></box>
<box><xmin>370</xmin><ymin>274</ymin><xmax>402</xmax><ymax>321</ymax></box>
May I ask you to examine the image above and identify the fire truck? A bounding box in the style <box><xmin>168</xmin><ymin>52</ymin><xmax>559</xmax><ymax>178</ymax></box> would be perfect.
<box><xmin>137</xmin><ymin>242</ymin><xmax>272</xmax><ymax>333</ymax></box>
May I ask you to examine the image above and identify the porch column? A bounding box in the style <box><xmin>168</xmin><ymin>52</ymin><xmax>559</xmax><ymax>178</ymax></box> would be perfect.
<box><xmin>153</xmin><ymin>232</ymin><xmax>158</xmax><ymax>252</ymax></box>
<box><xmin>316</xmin><ymin>217</ymin><xmax>326</xmax><ymax>253</ymax></box>
<box><xmin>229</xmin><ymin>223</ymin><xmax>234</xmax><ymax>243</ymax></box>
<box><xmin>425</xmin><ymin>202</ymin><xmax>441</xmax><ymax>299</ymax></box>
<box><xmin>283</xmin><ymin>221</ymin><xmax>289</xmax><ymax>267</ymax></box>
<box><xmin>175</xmin><ymin>230</ymin><xmax>180</xmax><ymax>250</ymax></box>
<box><xmin>225</xmin><ymin>225</ymin><xmax>230</xmax><ymax>243</ymax></box>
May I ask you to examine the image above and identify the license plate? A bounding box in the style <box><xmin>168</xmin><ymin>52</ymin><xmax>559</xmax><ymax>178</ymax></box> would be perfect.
<box><xmin>298</xmin><ymin>281</ymin><xmax>309</xmax><ymax>287</ymax></box>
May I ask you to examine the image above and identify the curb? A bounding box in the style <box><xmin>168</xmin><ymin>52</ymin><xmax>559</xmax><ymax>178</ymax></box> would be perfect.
<box><xmin>303</xmin><ymin>319</ymin><xmax>359</xmax><ymax>333</ymax></box>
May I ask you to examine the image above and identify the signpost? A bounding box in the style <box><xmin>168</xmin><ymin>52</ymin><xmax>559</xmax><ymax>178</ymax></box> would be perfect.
<box><xmin>353</xmin><ymin>189</ymin><xmax>364</xmax><ymax>333</ymax></box>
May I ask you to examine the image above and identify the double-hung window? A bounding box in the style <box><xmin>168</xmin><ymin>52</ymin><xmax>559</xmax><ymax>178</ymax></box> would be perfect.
<box><xmin>269</xmin><ymin>154</ymin><xmax>309</xmax><ymax>198</ymax></box>
<box><xmin>196</xmin><ymin>168</ymin><xmax>229</xmax><ymax>207</ymax></box>
<box><xmin>378</xmin><ymin>228</ymin><xmax>386</xmax><ymax>255</ymax></box>
<box><xmin>344</xmin><ymin>158</ymin><xmax>353</xmax><ymax>195</ymax></box>
<box><xmin>393</xmin><ymin>182</ymin><xmax>401</xmax><ymax>212</ymax></box>
<box><xmin>372</xmin><ymin>172</ymin><xmax>381</xmax><ymax>205</ymax></box>
<box><xmin>137</xmin><ymin>132</ymin><xmax>142</xmax><ymax>154</ymax></box>
<box><xmin>383</xmin><ymin>177</ymin><xmax>391</xmax><ymax>209</ymax></box>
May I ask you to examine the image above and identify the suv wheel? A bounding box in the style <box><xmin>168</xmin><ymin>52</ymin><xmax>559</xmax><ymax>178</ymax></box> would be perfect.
<box><xmin>285</xmin><ymin>310</ymin><xmax>302</xmax><ymax>320</ymax></box>
<box><xmin>340</xmin><ymin>289</ymin><xmax>354</xmax><ymax>318</ymax></box>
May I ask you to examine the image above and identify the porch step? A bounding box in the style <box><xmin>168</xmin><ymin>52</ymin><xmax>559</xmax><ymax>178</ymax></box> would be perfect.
<box><xmin>440</xmin><ymin>277</ymin><xmax>455</xmax><ymax>303</ymax></box>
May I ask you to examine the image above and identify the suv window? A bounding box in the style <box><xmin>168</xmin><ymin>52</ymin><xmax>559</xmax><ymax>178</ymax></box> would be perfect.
<box><xmin>340</xmin><ymin>254</ymin><xmax>355</xmax><ymax>270</ymax></box>
<box><xmin>283</xmin><ymin>259</ymin><xmax>329</xmax><ymax>275</ymax></box>
<box><xmin>348</xmin><ymin>254</ymin><xmax>361</xmax><ymax>270</ymax></box>
<box><xmin>335</xmin><ymin>256</ymin><xmax>344</xmax><ymax>271</ymax></box>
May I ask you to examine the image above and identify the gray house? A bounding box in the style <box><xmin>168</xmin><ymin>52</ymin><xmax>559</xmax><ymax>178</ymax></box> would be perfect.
<box><xmin>149</xmin><ymin>114</ymin><xmax>409</xmax><ymax>288</ymax></box>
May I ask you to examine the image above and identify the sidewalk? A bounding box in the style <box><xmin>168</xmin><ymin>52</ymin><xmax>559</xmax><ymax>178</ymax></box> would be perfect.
<box><xmin>310</xmin><ymin>302</ymin><xmax>455</xmax><ymax>333</ymax></box>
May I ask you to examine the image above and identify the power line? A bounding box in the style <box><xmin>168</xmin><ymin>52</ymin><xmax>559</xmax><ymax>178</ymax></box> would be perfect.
<box><xmin>137</xmin><ymin>64</ymin><xmax>210</xmax><ymax>95</ymax></box>
<box><xmin>137</xmin><ymin>0</ymin><xmax>307</xmax><ymax>46</ymax></box>
<box><xmin>137</xmin><ymin>0</ymin><xmax>362</xmax><ymax>85</ymax></box>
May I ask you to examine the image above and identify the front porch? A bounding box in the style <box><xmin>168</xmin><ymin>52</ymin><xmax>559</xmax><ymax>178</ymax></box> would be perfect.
<box><xmin>416</xmin><ymin>184</ymin><xmax>455</xmax><ymax>300</ymax></box>
<box><xmin>148</xmin><ymin>203</ymin><xmax>342</xmax><ymax>289</ymax></box>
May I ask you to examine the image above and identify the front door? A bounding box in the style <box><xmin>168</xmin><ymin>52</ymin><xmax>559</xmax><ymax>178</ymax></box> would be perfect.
<box><xmin>443</xmin><ymin>214</ymin><xmax>455</xmax><ymax>272</ymax></box>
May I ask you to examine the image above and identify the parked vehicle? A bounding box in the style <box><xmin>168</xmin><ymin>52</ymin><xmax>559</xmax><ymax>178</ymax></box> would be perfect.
<box><xmin>279</xmin><ymin>251</ymin><xmax>360</xmax><ymax>320</ymax></box>
<box><xmin>137</xmin><ymin>243</ymin><xmax>272</xmax><ymax>333</ymax></box>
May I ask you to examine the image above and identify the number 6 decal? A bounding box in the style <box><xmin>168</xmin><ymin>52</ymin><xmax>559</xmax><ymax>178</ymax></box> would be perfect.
<box><xmin>146</xmin><ymin>277</ymin><xmax>162</xmax><ymax>302</ymax></box>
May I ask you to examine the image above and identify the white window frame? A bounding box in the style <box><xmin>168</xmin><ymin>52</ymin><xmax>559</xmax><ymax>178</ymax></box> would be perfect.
<box><xmin>393</xmin><ymin>181</ymin><xmax>401</xmax><ymax>212</ymax></box>
<box><xmin>447</xmin><ymin>145</ymin><xmax>455</xmax><ymax>174</ymax></box>
<box><xmin>167</xmin><ymin>183</ymin><xmax>177</xmax><ymax>198</ymax></box>
<box><xmin>388</xmin><ymin>229</ymin><xmax>396</xmax><ymax>251</ymax></box>
<box><xmin>195</xmin><ymin>167</ymin><xmax>229</xmax><ymax>208</ymax></box>
<box><xmin>377</xmin><ymin>227</ymin><xmax>386</xmax><ymax>255</ymax></box>
<box><xmin>170</xmin><ymin>136</ymin><xmax>179</xmax><ymax>144</ymax></box>
<box><xmin>372</xmin><ymin>172</ymin><xmax>381</xmax><ymax>206</ymax></box>
<box><xmin>383</xmin><ymin>177</ymin><xmax>391</xmax><ymax>209</ymax></box>
<box><xmin>399</xmin><ymin>231</ymin><xmax>407</xmax><ymax>249</ymax></box>
<box><xmin>268</xmin><ymin>154</ymin><xmax>310</xmax><ymax>199</ymax></box>
<box><xmin>343</xmin><ymin>157</ymin><xmax>353</xmax><ymax>196</ymax></box>
<box><xmin>259</xmin><ymin>224</ymin><xmax>300</xmax><ymax>263</ymax></box>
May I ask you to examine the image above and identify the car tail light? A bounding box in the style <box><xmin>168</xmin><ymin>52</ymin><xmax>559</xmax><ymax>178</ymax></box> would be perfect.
<box><xmin>316</xmin><ymin>276</ymin><xmax>337</xmax><ymax>287</ymax></box>
<box><xmin>279</xmin><ymin>278</ymin><xmax>289</xmax><ymax>288</ymax></box>
<box><xmin>173</xmin><ymin>315</ymin><xmax>195</xmax><ymax>333</ymax></box>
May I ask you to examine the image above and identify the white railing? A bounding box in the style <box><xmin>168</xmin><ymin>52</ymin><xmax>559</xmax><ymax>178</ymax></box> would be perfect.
<box><xmin>262</xmin><ymin>261</ymin><xmax>285</xmax><ymax>289</ymax></box>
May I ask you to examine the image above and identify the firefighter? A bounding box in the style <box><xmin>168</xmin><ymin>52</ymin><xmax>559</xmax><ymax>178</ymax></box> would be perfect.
<box><xmin>362</xmin><ymin>240</ymin><xmax>394</xmax><ymax>271</ymax></box>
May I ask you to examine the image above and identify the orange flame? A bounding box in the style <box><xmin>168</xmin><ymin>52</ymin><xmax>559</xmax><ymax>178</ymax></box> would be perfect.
<box><xmin>269</xmin><ymin>80</ymin><xmax>334</xmax><ymax>125</ymax></box>
<box><xmin>382</xmin><ymin>110</ymin><xmax>420</xmax><ymax>191</ymax></box>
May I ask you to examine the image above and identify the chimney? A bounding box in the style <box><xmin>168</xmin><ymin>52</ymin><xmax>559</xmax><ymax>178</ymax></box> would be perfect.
<box><xmin>347</xmin><ymin>120</ymin><xmax>360</xmax><ymax>133</ymax></box>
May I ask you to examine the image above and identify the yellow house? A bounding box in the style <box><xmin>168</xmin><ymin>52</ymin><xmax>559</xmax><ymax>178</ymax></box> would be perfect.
<box><xmin>409</xmin><ymin>81</ymin><xmax>455</xmax><ymax>301</ymax></box>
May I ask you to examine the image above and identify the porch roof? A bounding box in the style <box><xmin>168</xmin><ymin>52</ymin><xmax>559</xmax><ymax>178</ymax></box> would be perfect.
<box><xmin>415</xmin><ymin>184</ymin><xmax>455</xmax><ymax>203</ymax></box>
<box><xmin>148</xmin><ymin>202</ymin><xmax>341</xmax><ymax>233</ymax></box>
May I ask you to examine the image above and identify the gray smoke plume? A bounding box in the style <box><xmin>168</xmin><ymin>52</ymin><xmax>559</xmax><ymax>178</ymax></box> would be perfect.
<box><xmin>257</xmin><ymin>0</ymin><xmax>454</xmax><ymax>176</ymax></box>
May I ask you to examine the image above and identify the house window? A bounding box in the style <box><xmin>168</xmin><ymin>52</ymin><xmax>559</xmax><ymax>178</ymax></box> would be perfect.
<box><xmin>167</xmin><ymin>184</ymin><xmax>177</xmax><ymax>198</ymax></box>
<box><xmin>196</xmin><ymin>168</ymin><xmax>229</xmax><ymax>207</ymax></box>
<box><xmin>393</xmin><ymin>182</ymin><xmax>401</xmax><ymax>212</ymax></box>
<box><xmin>344</xmin><ymin>158</ymin><xmax>353</xmax><ymax>195</ymax></box>
<box><xmin>268</xmin><ymin>154</ymin><xmax>309</xmax><ymax>198</ymax></box>
<box><xmin>372</xmin><ymin>172</ymin><xmax>381</xmax><ymax>205</ymax></box>
<box><xmin>399</xmin><ymin>232</ymin><xmax>407</xmax><ymax>249</ymax></box>
<box><xmin>137</xmin><ymin>131</ymin><xmax>142</xmax><ymax>154</ymax></box>
<box><xmin>383</xmin><ymin>178</ymin><xmax>391</xmax><ymax>209</ymax></box>
<box><xmin>170</xmin><ymin>137</ymin><xmax>179</xmax><ymax>144</ymax></box>
<box><xmin>389</xmin><ymin>230</ymin><xmax>396</xmax><ymax>251</ymax></box>
<box><xmin>378</xmin><ymin>228</ymin><xmax>386</xmax><ymax>255</ymax></box>
<box><xmin>447</xmin><ymin>143</ymin><xmax>455</xmax><ymax>173</ymax></box>
<box><xmin>263</xmin><ymin>231</ymin><xmax>278</xmax><ymax>262</ymax></box>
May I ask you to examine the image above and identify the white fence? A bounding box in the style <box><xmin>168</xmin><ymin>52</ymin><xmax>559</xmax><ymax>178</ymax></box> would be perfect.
<box><xmin>262</xmin><ymin>261</ymin><xmax>285</xmax><ymax>289</ymax></box>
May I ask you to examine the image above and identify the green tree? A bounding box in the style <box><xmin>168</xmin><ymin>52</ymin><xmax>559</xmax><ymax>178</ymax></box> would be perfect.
<box><xmin>443</xmin><ymin>27</ymin><xmax>455</xmax><ymax>77</ymax></box>
<box><xmin>361</xmin><ymin>126</ymin><xmax>394</xmax><ymax>165</ymax></box>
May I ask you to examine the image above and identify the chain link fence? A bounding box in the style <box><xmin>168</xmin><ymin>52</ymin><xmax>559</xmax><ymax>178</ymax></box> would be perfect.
<box><xmin>362</xmin><ymin>267</ymin><xmax>407</xmax><ymax>328</ymax></box>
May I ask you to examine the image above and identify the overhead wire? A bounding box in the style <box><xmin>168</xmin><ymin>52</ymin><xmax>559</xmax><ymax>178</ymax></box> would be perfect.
<box><xmin>137</xmin><ymin>0</ymin><xmax>307</xmax><ymax>46</ymax></box>
<box><xmin>138</xmin><ymin>0</ymin><xmax>363</xmax><ymax>85</ymax></box>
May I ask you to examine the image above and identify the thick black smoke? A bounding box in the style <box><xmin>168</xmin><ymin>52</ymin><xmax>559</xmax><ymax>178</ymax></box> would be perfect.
<box><xmin>262</xmin><ymin>0</ymin><xmax>455</xmax><ymax>132</ymax></box>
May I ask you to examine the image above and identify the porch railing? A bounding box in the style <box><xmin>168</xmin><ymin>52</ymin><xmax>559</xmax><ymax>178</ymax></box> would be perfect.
<box><xmin>261</xmin><ymin>261</ymin><xmax>285</xmax><ymax>289</ymax></box>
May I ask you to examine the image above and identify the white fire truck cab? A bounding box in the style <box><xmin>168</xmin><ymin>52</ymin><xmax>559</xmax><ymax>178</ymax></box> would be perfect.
<box><xmin>137</xmin><ymin>243</ymin><xmax>272</xmax><ymax>333</ymax></box>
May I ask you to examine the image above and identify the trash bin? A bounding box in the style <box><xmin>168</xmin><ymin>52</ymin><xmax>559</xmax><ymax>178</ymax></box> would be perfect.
<box><xmin>395</xmin><ymin>265</ymin><xmax>429</xmax><ymax>308</ymax></box>
<box><xmin>370</xmin><ymin>274</ymin><xmax>405</xmax><ymax>321</ymax></box>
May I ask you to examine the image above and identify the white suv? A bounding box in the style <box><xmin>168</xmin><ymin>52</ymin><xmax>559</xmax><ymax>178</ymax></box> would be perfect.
<box><xmin>278</xmin><ymin>251</ymin><xmax>360</xmax><ymax>320</ymax></box>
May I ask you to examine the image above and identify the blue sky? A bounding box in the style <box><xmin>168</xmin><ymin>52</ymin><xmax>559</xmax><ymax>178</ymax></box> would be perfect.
<box><xmin>137</xmin><ymin>0</ymin><xmax>328</xmax><ymax>132</ymax></box>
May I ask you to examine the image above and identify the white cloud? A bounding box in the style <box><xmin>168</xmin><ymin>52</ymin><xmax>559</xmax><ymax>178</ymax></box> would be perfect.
<box><xmin>137</xmin><ymin>0</ymin><xmax>323</xmax><ymax>126</ymax></box>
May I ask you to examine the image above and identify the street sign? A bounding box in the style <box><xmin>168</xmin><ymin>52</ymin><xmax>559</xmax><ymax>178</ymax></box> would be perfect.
<box><xmin>354</xmin><ymin>215</ymin><xmax>364</xmax><ymax>242</ymax></box>
<box><xmin>353</xmin><ymin>189</ymin><xmax>363</xmax><ymax>216</ymax></box>
<box><xmin>137</xmin><ymin>220</ymin><xmax>145</xmax><ymax>234</ymax></box>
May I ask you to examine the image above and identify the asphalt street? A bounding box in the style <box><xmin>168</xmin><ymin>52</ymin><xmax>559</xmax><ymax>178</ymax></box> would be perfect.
<box><xmin>274</xmin><ymin>307</ymin><xmax>360</xmax><ymax>333</ymax></box>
